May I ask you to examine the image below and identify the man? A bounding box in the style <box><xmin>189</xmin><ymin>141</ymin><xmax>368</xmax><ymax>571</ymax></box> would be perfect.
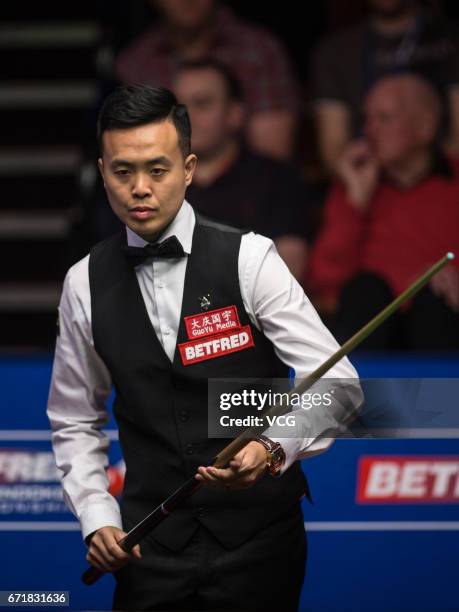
<box><xmin>115</xmin><ymin>0</ymin><xmax>300</xmax><ymax>160</ymax></box>
<box><xmin>173</xmin><ymin>58</ymin><xmax>313</xmax><ymax>281</ymax></box>
<box><xmin>312</xmin><ymin>0</ymin><xmax>459</xmax><ymax>172</ymax></box>
<box><xmin>309</xmin><ymin>74</ymin><xmax>459</xmax><ymax>350</ymax></box>
<box><xmin>47</xmin><ymin>85</ymin><xmax>361</xmax><ymax>611</ymax></box>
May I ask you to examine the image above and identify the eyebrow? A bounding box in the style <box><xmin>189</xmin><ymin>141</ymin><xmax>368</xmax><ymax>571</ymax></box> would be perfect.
<box><xmin>110</xmin><ymin>156</ymin><xmax>173</xmax><ymax>169</ymax></box>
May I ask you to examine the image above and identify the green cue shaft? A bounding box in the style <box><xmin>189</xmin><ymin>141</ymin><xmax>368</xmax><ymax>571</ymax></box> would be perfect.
<box><xmin>214</xmin><ymin>252</ymin><xmax>455</xmax><ymax>466</ymax></box>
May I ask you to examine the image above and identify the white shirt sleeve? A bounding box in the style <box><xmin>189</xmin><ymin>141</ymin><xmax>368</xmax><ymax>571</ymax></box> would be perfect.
<box><xmin>239</xmin><ymin>233</ymin><xmax>363</xmax><ymax>474</ymax></box>
<box><xmin>46</xmin><ymin>257</ymin><xmax>122</xmax><ymax>541</ymax></box>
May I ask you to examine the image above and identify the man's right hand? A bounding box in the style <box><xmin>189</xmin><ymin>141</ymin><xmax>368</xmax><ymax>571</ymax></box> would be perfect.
<box><xmin>85</xmin><ymin>526</ymin><xmax>142</xmax><ymax>573</ymax></box>
<box><xmin>336</xmin><ymin>140</ymin><xmax>379</xmax><ymax>211</ymax></box>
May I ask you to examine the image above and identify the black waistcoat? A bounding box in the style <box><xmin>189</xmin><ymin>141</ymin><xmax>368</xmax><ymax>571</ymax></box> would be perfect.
<box><xmin>89</xmin><ymin>214</ymin><xmax>309</xmax><ymax>551</ymax></box>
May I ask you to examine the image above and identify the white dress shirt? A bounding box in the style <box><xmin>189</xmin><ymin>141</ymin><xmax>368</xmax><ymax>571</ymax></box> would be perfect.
<box><xmin>47</xmin><ymin>200</ymin><xmax>362</xmax><ymax>540</ymax></box>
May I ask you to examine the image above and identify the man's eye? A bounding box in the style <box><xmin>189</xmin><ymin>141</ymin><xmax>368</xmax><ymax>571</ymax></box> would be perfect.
<box><xmin>115</xmin><ymin>169</ymin><xmax>130</xmax><ymax>176</ymax></box>
<box><xmin>151</xmin><ymin>168</ymin><xmax>166</xmax><ymax>176</ymax></box>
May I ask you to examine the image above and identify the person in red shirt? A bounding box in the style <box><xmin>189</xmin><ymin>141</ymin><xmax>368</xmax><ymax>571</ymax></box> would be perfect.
<box><xmin>308</xmin><ymin>73</ymin><xmax>459</xmax><ymax>350</ymax></box>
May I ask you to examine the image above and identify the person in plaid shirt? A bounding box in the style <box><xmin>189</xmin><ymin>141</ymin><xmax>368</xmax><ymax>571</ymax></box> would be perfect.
<box><xmin>115</xmin><ymin>0</ymin><xmax>300</xmax><ymax>160</ymax></box>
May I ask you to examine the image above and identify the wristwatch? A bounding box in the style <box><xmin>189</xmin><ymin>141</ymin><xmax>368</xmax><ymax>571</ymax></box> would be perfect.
<box><xmin>253</xmin><ymin>435</ymin><xmax>286</xmax><ymax>476</ymax></box>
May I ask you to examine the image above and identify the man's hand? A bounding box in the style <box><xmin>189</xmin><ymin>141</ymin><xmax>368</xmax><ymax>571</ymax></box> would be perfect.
<box><xmin>86</xmin><ymin>526</ymin><xmax>141</xmax><ymax>573</ymax></box>
<box><xmin>430</xmin><ymin>265</ymin><xmax>459</xmax><ymax>312</ymax></box>
<box><xmin>195</xmin><ymin>441</ymin><xmax>268</xmax><ymax>490</ymax></box>
<box><xmin>336</xmin><ymin>140</ymin><xmax>379</xmax><ymax>211</ymax></box>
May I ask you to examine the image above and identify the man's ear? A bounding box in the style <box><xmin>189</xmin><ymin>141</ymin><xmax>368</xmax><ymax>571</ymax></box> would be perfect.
<box><xmin>184</xmin><ymin>153</ymin><xmax>198</xmax><ymax>186</ymax></box>
<box><xmin>97</xmin><ymin>158</ymin><xmax>106</xmax><ymax>188</ymax></box>
<box><xmin>228</xmin><ymin>101</ymin><xmax>245</xmax><ymax>132</ymax></box>
<box><xmin>420</xmin><ymin>113</ymin><xmax>438</xmax><ymax>144</ymax></box>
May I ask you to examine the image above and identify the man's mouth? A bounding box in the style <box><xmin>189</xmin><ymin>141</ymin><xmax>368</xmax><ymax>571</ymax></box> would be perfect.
<box><xmin>129</xmin><ymin>206</ymin><xmax>158</xmax><ymax>219</ymax></box>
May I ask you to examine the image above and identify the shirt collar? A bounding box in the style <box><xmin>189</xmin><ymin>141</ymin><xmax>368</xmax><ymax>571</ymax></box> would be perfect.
<box><xmin>125</xmin><ymin>199</ymin><xmax>195</xmax><ymax>254</ymax></box>
<box><xmin>382</xmin><ymin>148</ymin><xmax>455</xmax><ymax>189</ymax></box>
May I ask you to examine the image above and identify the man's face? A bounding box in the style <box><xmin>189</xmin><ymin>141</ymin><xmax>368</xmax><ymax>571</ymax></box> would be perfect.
<box><xmin>98</xmin><ymin>120</ymin><xmax>196</xmax><ymax>241</ymax></box>
<box><xmin>173</xmin><ymin>68</ymin><xmax>242</xmax><ymax>157</ymax></box>
<box><xmin>364</xmin><ymin>85</ymin><xmax>422</xmax><ymax>166</ymax></box>
<box><xmin>154</xmin><ymin>0</ymin><xmax>215</xmax><ymax>29</ymax></box>
<box><xmin>368</xmin><ymin>0</ymin><xmax>414</xmax><ymax>19</ymax></box>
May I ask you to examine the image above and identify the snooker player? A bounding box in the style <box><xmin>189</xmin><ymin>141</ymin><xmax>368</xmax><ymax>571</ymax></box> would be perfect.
<box><xmin>47</xmin><ymin>84</ymin><xmax>362</xmax><ymax>611</ymax></box>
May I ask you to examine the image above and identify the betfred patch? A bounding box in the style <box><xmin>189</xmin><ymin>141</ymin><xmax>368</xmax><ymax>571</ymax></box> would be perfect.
<box><xmin>179</xmin><ymin>325</ymin><xmax>254</xmax><ymax>365</ymax></box>
<box><xmin>184</xmin><ymin>305</ymin><xmax>241</xmax><ymax>340</ymax></box>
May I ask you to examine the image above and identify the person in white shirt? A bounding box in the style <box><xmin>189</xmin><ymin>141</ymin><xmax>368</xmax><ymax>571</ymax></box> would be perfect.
<box><xmin>47</xmin><ymin>84</ymin><xmax>362</xmax><ymax>612</ymax></box>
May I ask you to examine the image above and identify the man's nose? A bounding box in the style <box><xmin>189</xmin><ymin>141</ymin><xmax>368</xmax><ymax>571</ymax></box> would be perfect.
<box><xmin>363</xmin><ymin>119</ymin><xmax>372</xmax><ymax>139</ymax></box>
<box><xmin>132</xmin><ymin>173</ymin><xmax>152</xmax><ymax>198</ymax></box>
<box><xmin>364</xmin><ymin>116</ymin><xmax>378</xmax><ymax>140</ymax></box>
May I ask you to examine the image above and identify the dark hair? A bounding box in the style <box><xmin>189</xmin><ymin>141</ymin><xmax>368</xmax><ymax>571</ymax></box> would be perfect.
<box><xmin>176</xmin><ymin>58</ymin><xmax>244</xmax><ymax>102</ymax></box>
<box><xmin>97</xmin><ymin>84</ymin><xmax>191</xmax><ymax>157</ymax></box>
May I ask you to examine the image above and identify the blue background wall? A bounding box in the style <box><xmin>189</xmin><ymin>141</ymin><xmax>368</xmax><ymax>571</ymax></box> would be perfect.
<box><xmin>0</xmin><ymin>354</ymin><xmax>458</xmax><ymax>611</ymax></box>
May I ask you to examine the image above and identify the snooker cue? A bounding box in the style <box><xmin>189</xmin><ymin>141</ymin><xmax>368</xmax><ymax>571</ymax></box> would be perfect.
<box><xmin>82</xmin><ymin>252</ymin><xmax>455</xmax><ymax>585</ymax></box>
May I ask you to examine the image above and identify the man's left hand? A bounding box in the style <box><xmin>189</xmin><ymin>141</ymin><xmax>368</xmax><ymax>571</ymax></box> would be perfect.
<box><xmin>430</xmin><ymin>265</ymin><xmax>459</xmax><ymax>312</ymax></box>
<box><xmin>195</xmin><ymin>441</ymin><xmax>268</xmax><ymax>490</ymax></box>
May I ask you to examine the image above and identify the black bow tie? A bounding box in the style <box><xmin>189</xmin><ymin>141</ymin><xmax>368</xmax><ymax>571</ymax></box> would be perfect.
<box><xmin>122</xmin><ymin>235</ymin><xmax>186</xmax><ymax>266</ymax></box>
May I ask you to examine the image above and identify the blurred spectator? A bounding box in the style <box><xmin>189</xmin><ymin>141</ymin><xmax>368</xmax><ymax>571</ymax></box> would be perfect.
<box><xmin>312</xmin><ymin>0</ymin><xmax>459</xmax><ymax>172</ymax></box>
<box><xmin>308</xmin><ymin>74</ymin><xmax>459</xmax><ymax>350</ymax></box>
<box><xmin>115</xmin><ymin>0</ymin><xmax>300</xmax><ymax>160</ymax></box>
<box><xmin>173</xmin><ymin>59</ymin><xmax>313</xmax><ymax>281</ymax></box>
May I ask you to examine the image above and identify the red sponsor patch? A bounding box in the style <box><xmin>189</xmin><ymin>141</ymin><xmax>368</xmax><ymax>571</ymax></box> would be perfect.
<box><xmin>184</xmin><ymin>305</ymin><xmax>241</xmax><ymax>340</ymax></box>
<box><xmin>179</xmin><ymin>325</ymin><xmax>254</xmax><ymax>365</ymax></box>
<box><xmin>356</xmin><ymin>455</ymin><xmax>459</xmax><ymax>504</ymax></box>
